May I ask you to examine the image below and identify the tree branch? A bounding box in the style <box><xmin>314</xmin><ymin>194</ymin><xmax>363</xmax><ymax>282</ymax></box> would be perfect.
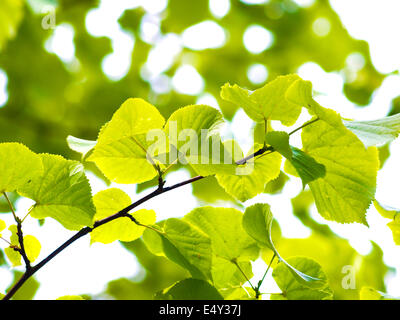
<box><xmin>2</xmin><ymin>175</ymin><xmax>205</xmax><ymax>300</ymax></box>
<box><xmin>3</xmin><ymin>192</ymin><xmax>32</xmax><ymax>271</ymax></box>
<box><xmin>3</xmin><ymin>118</ymin><xmax>311</xmax><ymax>300</ymax></box>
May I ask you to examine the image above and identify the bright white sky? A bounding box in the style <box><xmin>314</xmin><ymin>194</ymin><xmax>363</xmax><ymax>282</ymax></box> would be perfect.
<box><xmin>1</xmin><ymin>0</ymin><xmax>400</xmax><ymax>299</ymax></box>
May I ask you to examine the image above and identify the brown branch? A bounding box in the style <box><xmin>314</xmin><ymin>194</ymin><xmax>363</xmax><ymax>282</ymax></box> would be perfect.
<box><xmin>3</xmin><ymin>193</ymin><xmax>32</xmax><ymax>271</ymax></box>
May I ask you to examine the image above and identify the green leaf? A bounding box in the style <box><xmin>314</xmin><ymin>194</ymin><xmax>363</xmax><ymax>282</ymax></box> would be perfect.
<box><xmin>343</xmin><ymin>113</ymin><xmax>400</xmax><ymax>147</ymax></box>
<box><xmin>7</xmin><ymin>270</ymin><xmax>39</xmax><ymax>300</ymax></box>
<box><xmin>5</xmin><ymin>225</ymin><xmax>21</xmax><ymax>266</ymax></box>
<box><xmin>359</xmin><ymin>287</ymin><xmax>398</xmax><ymax>300</ymax></box>
<box><xmin>184</xmin><ymin>207</ymin><xmax>259</xmax><ymax>262</ymax></box>
<box><xmin>66</xmin><ymin>135</ymin><xmax>97</xmax><ymax>158</ymax></box>
<box><xmin>164</xmin><ymin>104</ymin><xmax>235</xmax><ymax>176</ymax></box>
<box><xmin>143</xmin><ymin>218</ymin><xmax>213</xmax><ymax>280</ymax></box>
<box><xmin>265</xmin><ymin>132</ymin><xmax>325</xmax><ymax>187</ymax></box>
<box><xmin>287</xmin><ymin>147</ymin><xmax>326</xmax><ymax>188</ymax></box>
<box><xmin>98</xmin><ymin>98</ymin><xmax>165</xmax><ymax>143</ymax></box>
<box><xmin>243</xmin><ymin>203</ymin><xmax>275</xmax><ymax>251</ymax></box>
<box><xmin>271</xmin><ymin>257</ymin><xmax>333</xmax><ymax>300</ymax></box>
<box><xmin>216</xmin><ymin>142</ymin><xmax>282</xmax><ymax>202</ymax></box>
<box><xmin>265</xmin><ymin>131</ymin><xmax>292</xmax><ymax>159</ymax></box>
<box><xmin>264</xmin><ymin>171</ymin><xmax>289</xmax><ymax>195</ymax></box>
<box><xmin>221</xmin><ymin>75</ymin><xmax>303</xmax><ymax>126</ymax></box>
<box><xmin>183</xmin><ymin>207</ymin><xmax>258</xmax><ymax>288</ymax></box>
<box><xmin>56</xmin><ymin>295</ymin><xmax>85</xmax><ymax>300</ymax></box>
<box><xmin>374</xmin><ymin>200</ymin><xmax>400</xmax><ymax>245</ymax></box>
<box><xmin>285</xmin><ymin>78</ymin><xmax>342</xmax><ymax>126</ymax></box>
<box><xmin>302</xmin><ymin>114</ymin><xmax>379</xmax><ymax>224</ymax></box>
<box><xmin>287</xmin><ymin>78</ymin><xmax>379</xmax><ymax>223</ymax></box>
<box><xmin>155</xmin><ymin>278</ymin><xmax>223</xmax><ymax>300</ymax></box>
<box><xmin>243</xmin><ymin>203</ymin><xmax>323</xmax><ymax>287</ymax></box>
<box><xmin>0</xmin><ymin>219</ymin><xmax>6</xmax><ymax>235</ymax></box>
<box><xmin>24</xmin><ymin>235</ymin><xmax>41</xmax><ymax>263</ymax></box>
<box><xmin>18</xmin><ymin>154</ymin><xmax>96</xmax><ymax>231</ymax></box>
<box><xmin>8</xmin><ymin>225</ymin><xmax>18</xmax><ymax>245</ymax></box>
<box><xmin>88</xmin><ymin>98</ymin><xmax>165</xmax><ymax>184</ymax></box>
<box><xmin>0</xmin><ymin>143</ymin><xmax>43</xmax><ymax>193</ymax></box>
<box><xmin>90</xmin><ymin>188</ymin><xmax>156</xmax><ymax>244</ymax></box>
<box><xmin>4</xmin><ymin>247</ymin><xmax>21</xmax><ymax>267</ymax></box>
<box><xmin>212</xmin><ymin>257</ymin><xmax>254</xmax><ymax>289</ymax></box>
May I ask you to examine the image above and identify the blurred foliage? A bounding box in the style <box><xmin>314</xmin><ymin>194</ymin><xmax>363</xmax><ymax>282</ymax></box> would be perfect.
<box><xmin>0</xmin><ymin>0</ymin><xmax>396</xmax><ymax>300</ymax></box>
<box><xmin>0</xmin><ymin>0</ymin><xmax>388</xmax><ymax>157</ymax></box>
<box><xmin>6</xmin><ymin>271</ymin><xmax>40</xmax><ymax>300</ymax></box>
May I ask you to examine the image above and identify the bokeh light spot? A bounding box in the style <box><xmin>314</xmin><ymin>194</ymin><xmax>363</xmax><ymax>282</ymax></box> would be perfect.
<box><xmin>312</xmin><ymin>17</ymin><xmax>331</xmax><ymax>37</ymax></box>
<box><xmin>247</xmin><ymin>64</ymin><xmax>268</xmax><ymax>84</ymax></box>
<box><xmin>0</xmin><ymin>69</ymin><xmax>8</xmax><ymax>108</ymax></box>
<box><xmin>209</xmin><ymin>0</ymin><xmax>231</xmax><ymax>18</ymax></box>
<box><xmin>44</xmin><ymin>23</ymin><xmax>76</xmax><ymax>63</ymax></box>
<box><xmin>243</xmin><ymin>25</ymin><xmax>274</xmax><ymax>54</ymax></box>
<box><xmin>182</xmin><ymin>20</ymin><xmax>226</xmax><ymax>50</ymax></box>
<box><xmin>172</xmin><ymin>65</ymin><xmax>205</xmax><ymax>95</ymax></box>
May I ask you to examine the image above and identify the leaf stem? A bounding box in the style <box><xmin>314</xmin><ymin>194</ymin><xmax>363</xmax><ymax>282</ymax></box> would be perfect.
<box><xmin>3</xmin><ymin>192</ymin><xmax>18</xmax><ymax>223</ymax></box>
<box><xmin>232</xmin><ymin>259</ymin><xmax>257</xmax><ymax>293</ymax></box>
<box><xmin>256</xmin><ymin>253</ymin><xmax>276</xmax><ymax>298</ymax></box>
<box><xmin>288</xmin><ymin>117</ymin><xmax>320</xmax><ymax>136</ymax></box>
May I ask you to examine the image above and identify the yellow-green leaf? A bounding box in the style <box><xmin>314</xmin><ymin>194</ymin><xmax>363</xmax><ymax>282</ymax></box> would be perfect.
<box><xmin>302</xmin><ymin>114</ymin><xmax>379</xmax><ymax>225</ymax></box>
<box><xmin>88</xmin><ymin>98</ymin><xmax>165</xmax><ymax>184</ymax></box>
<box><xmin>216</xmin><ymin>142</ymin><xmax>281</xmax><ymax>202</ymax></box>
<box><xmin>18</xmin><ymin>154</ymin><xmax>96</xmax><ymax>231</ymax></box>
<box><xmin>221</xmin><ymin>75</ymin><xmax>303</xmax><ymax>126</ymax></box>
<box><xmin>23</xmin><ymin>235</ymin><xmax>41</xmax><ymax>263</ymax></box>
<box><xmin>0</xmin><ymin>143</ymin><xmax>43</xmax><ymax>193</ymax></box>
<box><xmin>91</xmin><ymin>188</ymin><xmax>156</xmax><ymax>244</ymax></box>
<box><xmin>374</xmin><ymin>200</ymin><xmax>400</xmax><ymax>245</ymax></box>
<box><xmin>271</xmin><ymin>257</ymin><xmax>333</xmax><ymax>300</ymax></box>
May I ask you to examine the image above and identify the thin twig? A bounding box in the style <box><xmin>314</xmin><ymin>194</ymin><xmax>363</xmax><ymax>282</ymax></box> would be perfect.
<box><xmin>256</xmin><ymin>253</ymin><xmax>276</xmax><ymax>298</ymax></box>
<box><xmin>288</xmin><ymin>117</ymin><xmax>320</xmax><ymax>136</ymax></box>
<box><xmin>232</xmin><ymin>259</ymin><xmax>256</xmax><ymax>293</ymax></box>
<box><xmin>3</xmin><ymin>192</ymin><xmax>31</xmax><ymax>271</ymax></box>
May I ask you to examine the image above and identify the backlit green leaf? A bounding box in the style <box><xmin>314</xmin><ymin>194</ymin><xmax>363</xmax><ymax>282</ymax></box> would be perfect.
<box><xmin>24</xmin><ymin>235</ymin><xmax>41</xmax><ymax>263</ymax></box>
<box><xmin>302</xmin><ymin>115</ymin><xmax>379</xmax><ymax>224</ymax></box>
<box><xmin>184</xmin><ymin>207</ymin><xmax>259</xmax><ymax>262</ymax></box>
<box><xmin>88</xmin><ymin>98</ymin><xmax>165</xmax><ymax>184</ymax></box>
<box><xmin>359</xmin><ymin>287</ymin><xmax>398</xmax><ymax>300</ymax></box>
<box><xmin>265</xmin><ymin>131</ymin><xmax>292</xmax><ymax>159</ymax></box>
<box><xmin>288</xmin><ymin>147</ymin><xmax>326</xmax><ymax>188</ymax></box>
<box><xmin>221</xmin><ymin>75</ymin><xmax>302</xmax><ymax>126</ymax></box>
<box><xmin>164</xmin><ymin>104</ymin><xmax>235</xmax><ymax>176</ymax></box>
<box><xmin>56</xmin><ymin>295</ymin><xmax>85</xmax><ymax>300</ymax></box>
<box><xmin>183</xmin><ymin>207</ymin><xmax>258</xmax><ymax>288</ymax></box>
<box><xmin>374</xmin><ymin>200</ymin><xmax>400</xmax><ymax>245</ymax></box>
<box><xmin>0</xmin><ymin>143</ymin><xmax>43</xmax><ymax>193</ymax></box>
<box><xmin>271</xmin><ymin>257</ymin><xmax>333</xmax><ymax>300</ymax></box>
<box><xmin>265</xmin><ymin>132</ymin><xmax>325</xmax><ymax>187</ymax></box>
<box><xmin>216</xmin><ymin>142</ymin><xmax>281</xmax><ymax>202</ymax></box>
<box><xmin>90</xmin><ymin>188</ymin><xmax>156</xmax><ymax>244</ymax></box>
<box><xmin>66</xmin><ymin>135</ymin><xmax>97</xmax><ymax>159</ymax></box>
<box><xmin>143</xmin><ymin>218</ymin><xmax>213</xmax><ymax>280</ymax></box>
<box><xmin>343</xmin><ymin>113</ymin><xmax>400</xmax><ymax>147</ymax></box>
<box><xmin>18</xmin><ymin>154</ymin><xmax>96</xmax><ymax>230</ymax></box>
<box><xmin>243</xmin><ymin>203</ymin><xmax>323</xmax><ymax>287</ymax></box>
<box><xmin>155</xmin><ymin>278</ymin><xmax>223</xmax><ymax>300</ymax></box>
